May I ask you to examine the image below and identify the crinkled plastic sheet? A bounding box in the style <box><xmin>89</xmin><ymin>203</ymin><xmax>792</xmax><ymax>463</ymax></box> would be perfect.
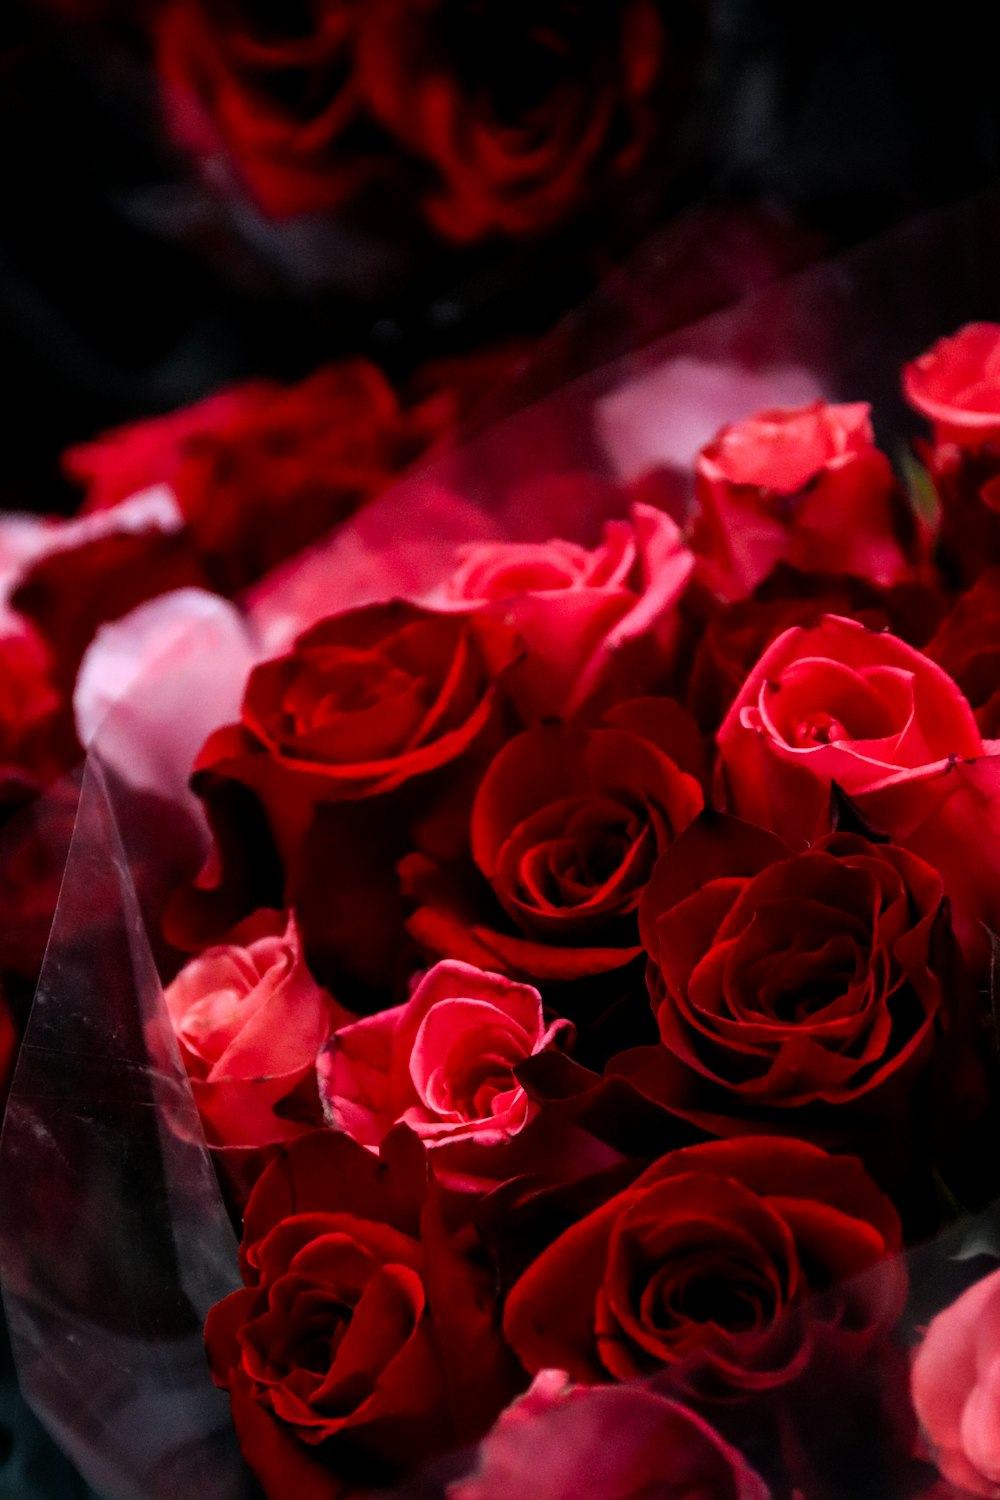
<box><xmin>5</xmin><ymin>187</ymin><xmax>1000</xmax><ymax>1497</ymax></box>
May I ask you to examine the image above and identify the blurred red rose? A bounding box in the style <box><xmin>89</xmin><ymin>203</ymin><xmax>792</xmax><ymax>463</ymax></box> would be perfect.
<box><xmin>432</xmin><ymin>502</ymin><xmax>693</xmax><ymax>721</ymax></box>
<box><xmin>691</xmin><ymin>402</ymin><xmax>915</xmax><ymax>600</ymax></box>
<box><xmin>452</xmin><ymin>1370</ymin><xmax>770</xmax><ymax>1500</ymax></box>
<box><xmin>912</xmin><ymin>1266</ymin><xmax>1000</xmax><ymax>1499</ymax></box>
<box><xmin>66</xmin><ymin>363</ymin><xmax>437</xmax><ymax>595</ymax></box>
<box><xmin>0</xmin><ymin>614</ymin><xmax>69</xmax><ymax>815</ymax></box>
<box><xmin>610</xmin><ymin>812</ymin><xmax>982</xmax><ymax>1186</ymax></box>
<box><xmin>0</xmin><ymin>995</ymin><xmax>17</xmax><ymax>1104</ymax></box>
<box><xmin>503</xmin><ymin>1136</ymin><xmax>904</xmax><ymax>1392</ymax></box>
<box><xmin>904</xmin><ymin>323</ymin><xmax>1000</xmax><ymax>445</ymax></box>
<box><xmin>904</xmin><ymin>323</ymin><xmax>1000</xmax><ymax>584</ymax></box>
<box><xmin>319</xmin><ymin>960</ymin><xmax>570</xmax><ymax>1186</ymax></box>
<box><xmin>165</xmin><ymin>909</ymin><xmax>350</xmax><ymax>1150</ymax></box>
<box><xmin>205</xmin><ymin>1129</ymin><xmax>520</xmax><ymax>1498</ymax></box>
<box><xmin>154</xmin><ymin>0</ymin><xmax>370</xmax><ymax>218</ymax></box>
<box><xmin>926</xmin><ymin>569</ymin><xmax>1000</xmax><ymax>737</ymax></box>
<box><xmin>402</xmin><ymin>705</ymin><xmax>703</xmax><ymax>985</ymax></box>
<box><xmin>716</xmin><ymin>613</ymin><xmax>1000</xmax><ymax>961</ymax></box>
<box><xmin>356</xmin><ymin>0</ymin><xmax>697</xmax><ymax>242</ymax></box>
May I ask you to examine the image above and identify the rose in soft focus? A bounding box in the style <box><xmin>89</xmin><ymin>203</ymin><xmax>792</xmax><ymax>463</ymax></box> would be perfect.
<box><xmin>610</xmin><ymin>812</ymin><xmax>974</xmax><ymax>1179</ymax></box>
<box><xmin>503</xmin><ymin>1136</ymin><xmax>904</xmax><ymax>1391</ymax></box>
<box><xmin>154</xmin><ymin>0</ymin><xmax>369</xmax><ymax>218</ymax></box>
<box><xmin>403</xmin><ymin>707</ymin><xmax>703</xmax><ymax>984</ymax></box>
<box><xmin>319</xmin><ymin>960</ymin><xmax>570</xmax><ymax>1180</ymax></box>
<box><xmin>165</xmin><ymin>910</ymin><xmax>348</xmax><ymax>1150</ymax></box>
<box><xmin>911</xmin><ymin>1266</ymin><xmax>1000</xmax><ymax>1498</ymax></box>
<box><xmin>452</xmin><ymin>1370</ymin><xmax>770</xmax><ymax>1500</ymax></box>
<box><xmin>0</xmin><ymin>614</ymin><xmax>68</xmax><ymax>815</ymax></box>
<box><xmin>926</xmin><ymin>569</ymin><xmax>1000</xmax><ymax>737</ymax></box>
<box><xmin>433</xmin><ymin>502</ymin><xmax>693</xmax><ymax>720</ymax></box>
<box><xmin>904</xmin><ymin>323</ymin><xmax>1000</xmax><ymax>584</ymax></box>
<box><xmin>904</xmin><ymin>323</ymin><xmax>1000</xmax><ymax>445</ymax></box>
<box><xmin>356</xmin><ymin>0</ymin><xmax>695</xmax><ymax>242</ymax></box>
<box><xmin>691</xmin><ymin>402</ymin><xmax>914</xmax><ymax>599</ymax></box>
<box><xmin>67</xmin><ymin>363</ymin><xmax>437</xmax><ymax>595</ymax></box>
<box><xmin>717</xmin><ymin>613</ymin><xmax>1000</xmax><ymax>959</ymax></box>
<box><xmin>205</xmin><ymin>1129</ymin><xmax>519</xmax><ymax>1498</ymax></box>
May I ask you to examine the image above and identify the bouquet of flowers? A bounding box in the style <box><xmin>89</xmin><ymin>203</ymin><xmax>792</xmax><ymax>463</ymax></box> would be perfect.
<box><xmin>8</xmin><ymin>191</ymin><xmax>1000</xmax><ymax>1500</ymax></box>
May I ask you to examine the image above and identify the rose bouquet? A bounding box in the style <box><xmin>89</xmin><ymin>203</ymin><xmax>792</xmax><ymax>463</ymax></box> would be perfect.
<box><xmin>9</xmin><ymin>194</ymin><xmax>1000</xmax><ymax>1500</ymax></box>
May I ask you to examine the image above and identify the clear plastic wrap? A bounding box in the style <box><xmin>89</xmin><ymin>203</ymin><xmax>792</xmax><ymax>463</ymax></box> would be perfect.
<box><xmin>6</xmin><ymin>185</ymin><xmax>1000</xmax><ymax>1498</ymax></box>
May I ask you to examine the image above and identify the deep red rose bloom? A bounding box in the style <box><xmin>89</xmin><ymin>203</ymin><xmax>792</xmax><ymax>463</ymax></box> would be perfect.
<box><xmin>66</xmin><ymin>363</ymin><xmax>434</xmax><ymax>595</ymax></box>
<box><xmin>402</xmin><ymin>704</ymin><xmax>703</xmax><ymax>984</ymax></box>
<box><xmin>903</xmin><ymin>324</ymin><xmax>1000</xmax><ymax>584</ymax></box>
<box><xmin>205</xmin><ymin>1130</ymin><xmax>519</xmax><ymax>1498</ymax></box>
<box><xmin>912</xmin><ymin>1267</ymin><xmax>1000</xmax><ymax>1498</ymax></box>
<box><xmin>154</xmin><ymin>0</ymin><xmax>368</xmax><ymax>218</ymax></box>
<box><xmin>610</xmin><ymin>813</ymin><xmax>976</xmax><ymax>1180</ymax></box>
<box><xmin>166</xmin><ymin>910</ymin><xmax>350</xmax><ymax>1151</ymax></box>
<box><xmin>691</xmin><ymin>402</ymin><xmax>914</xmax><ymax>600</ymax></box>
<box><xmin>926</xmin><ymin>569</ymin><xmax>1000</xmax><ymax>738</ymax></box>
<box><xmin>503</xmin><ymin>1136</ymin><xmax>904</xmax><ymax>1393</ymax></box>
<box><xmin>454</xmin><ymin>1370</ymin><xmax>771</xmax><ymax>1500</ymax></box>
<box><xmin>717</xmin><ymin>613</ymin><xmax>1000</xmax><ymax>961</ymax></box>
<box><xmin>0</xmin><ymin>616</ymin><xmax>67</xmax><ymax>814</ymax></box>
<box><xmin>355</xmin><ymin>0</ymin><xmax>685</xmax><ymax>241</ymax></box>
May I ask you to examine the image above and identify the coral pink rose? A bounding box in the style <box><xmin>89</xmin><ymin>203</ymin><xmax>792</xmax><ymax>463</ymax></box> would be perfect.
<box><xmin>319</xmin><ymin>960</ymin><xmax>570</xmax><ymax>1167</ymax></box>
<box><xmin>451</xmin><ymin>1370</ymin><xmax>770</xmax><ymax>1500</ymax></box>
<box><xmin>691</xmin><ymin>402</ymin><xmax>913</xmax><ymax>599</ymax></box>
<box><xmin>433</xmin><ymin>502</ymin><xmax>693</xmax><ymax>719</ymax></box>
<box><xmin>165</xmin><ymin>909</ymin><xmax>348</xmax><ymax>1149</ymax></box>
<box><xmin>717</xmin><ymin>614</ymin><xmax>1000</xmax><ymax>958</ymax></box>
<box><xmin>912</xmin><ymin>1266</ymin><xmax>1000</xmax><ymax>1497</ymax></box>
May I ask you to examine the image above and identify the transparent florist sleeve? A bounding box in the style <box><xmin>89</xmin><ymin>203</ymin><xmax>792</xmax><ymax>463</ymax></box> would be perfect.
<box><xmin>7</xmin><ymin>187</ymin><xmax>1000</xmax><ymax>1500</ymax></box>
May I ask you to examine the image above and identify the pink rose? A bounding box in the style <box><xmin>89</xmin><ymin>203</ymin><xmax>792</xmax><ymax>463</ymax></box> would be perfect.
<box><xmin>912</xmin><ymin>1267</ymin><xmax>1000</xmax><ymax>1497</ymax></box>
<box><xmin>450</xmin><ymin>1370</ymin><xmax>770</xmax><ymax>1500</ymax></box>
<box><xmin>318</xmin><ymin>959</ymin><xmax>570</xmax><ymax>1171</ymax></box>
<box><xmin>692</xmin><ymin>401</ymin><xmax>913</xmax><ymax>598</ymax></box>
<box><xmin>432</xmin><ymin>501</ymin><xmax>693</xmax><ymax>719</ymax></box>
<box><xmin>717</xmin><ymin>613</ymin><xmax>1000</xmax><ymax>957</ymax></box>
<box><xmin>165</xmin><ymin>909</ymin><xmax>348</xmax><ymax>1150</ymax></box>
<box><xmin>903</xmin><ymin>323</ymin><xmax>1000</xmax><ymax>446</ymax></box>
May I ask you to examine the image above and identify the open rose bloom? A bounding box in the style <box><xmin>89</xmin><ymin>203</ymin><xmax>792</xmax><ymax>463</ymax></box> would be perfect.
<box><xmin>11</xmin><ymin>194</ymin><xmax>1000</xmax><ymax>1500</ymax></box>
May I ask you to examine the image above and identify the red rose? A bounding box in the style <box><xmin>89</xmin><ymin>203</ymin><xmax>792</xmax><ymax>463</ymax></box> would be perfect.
<box><xmin>319</xmin><ymin>960</ymin><xmax>570</xmax><ymax>1184</ymax></box>
<box><xmin>610</xmin><ymin>812</ymin><xmax>978</xmax><ymax>1182</ymax></box>
<box><xmin>67</xmin><ymin>363</ymin><xmax>434</xmax><ymax>595</ymax></box>
<box><xmin>503</xmin><ymin>1137</ymin><xmax>903</xmax><ymax>1393</ymax></box>
<box><xmin>0</xmin><ymin>615</ymin><xmax>68</xmax><ymax>814</ymax></box>
<box><xmin>903</xmin><ymin>324</ymin><xmax>1000</xmax><ymax>585</ymax></box>
<box><xmin>926</xmin><ymin>569</ymin><xmax>1000</xmax><ymax>737</ymax></box>
<box><xmin>453</xmin><ymin>1370</ymin><xmax>770</xmax><ymax>1500</ymax></box>
<box><xmin>205</xmin><ymin>1130</ymin><xmax>519</xmax><ymax>1498</ymax></box>
<box><xmin>355</xmin><ymin>0</ymin><xmax>689</xmax><ymax>242</ymax></box>
<box><xmin>165</xmin><ymin>910</ymin><xmax>349</xmax><ymax>1151</ymax></box>
<box><xmin>154</xmin><ymin>0</ymin><xmax>367</xmax><ymax>218</ymax></box>
<box><xmin>431</xmin><ymin>502</ymin><xmax>694</xmax><ymax>721</ymax></box>
<box><xmin>904</xmin><ymin>323</ymin><xmax>1000</xmax><ymax>445</ymax></box>
<box><xmin>691</xmin><ymin>402</ymin><xmax>914</xmax><ymax>600</ymax></box>
<box><xmin>684</xmin><ymin>566</ymin><xmax>944</xmax><ymax>734</ymax></box>
<box><xmin>172</xmin><ymin>602</ymin><xmax>517</xmax><ymax>998</ymax></box>
<box><xmin>716</xmin><ymin>614</ymin><xmax>1000</xmax><ymax>959</ymax></box>
<box><xmin>912</xmin><ymin>1266</ymin><xmax>1000</xmax><ymax>1498</ymax></box>
<box><xmin>402</xmin><ymin>705</ymin><xmax>703</xmax><ymax>984</ymax></box>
